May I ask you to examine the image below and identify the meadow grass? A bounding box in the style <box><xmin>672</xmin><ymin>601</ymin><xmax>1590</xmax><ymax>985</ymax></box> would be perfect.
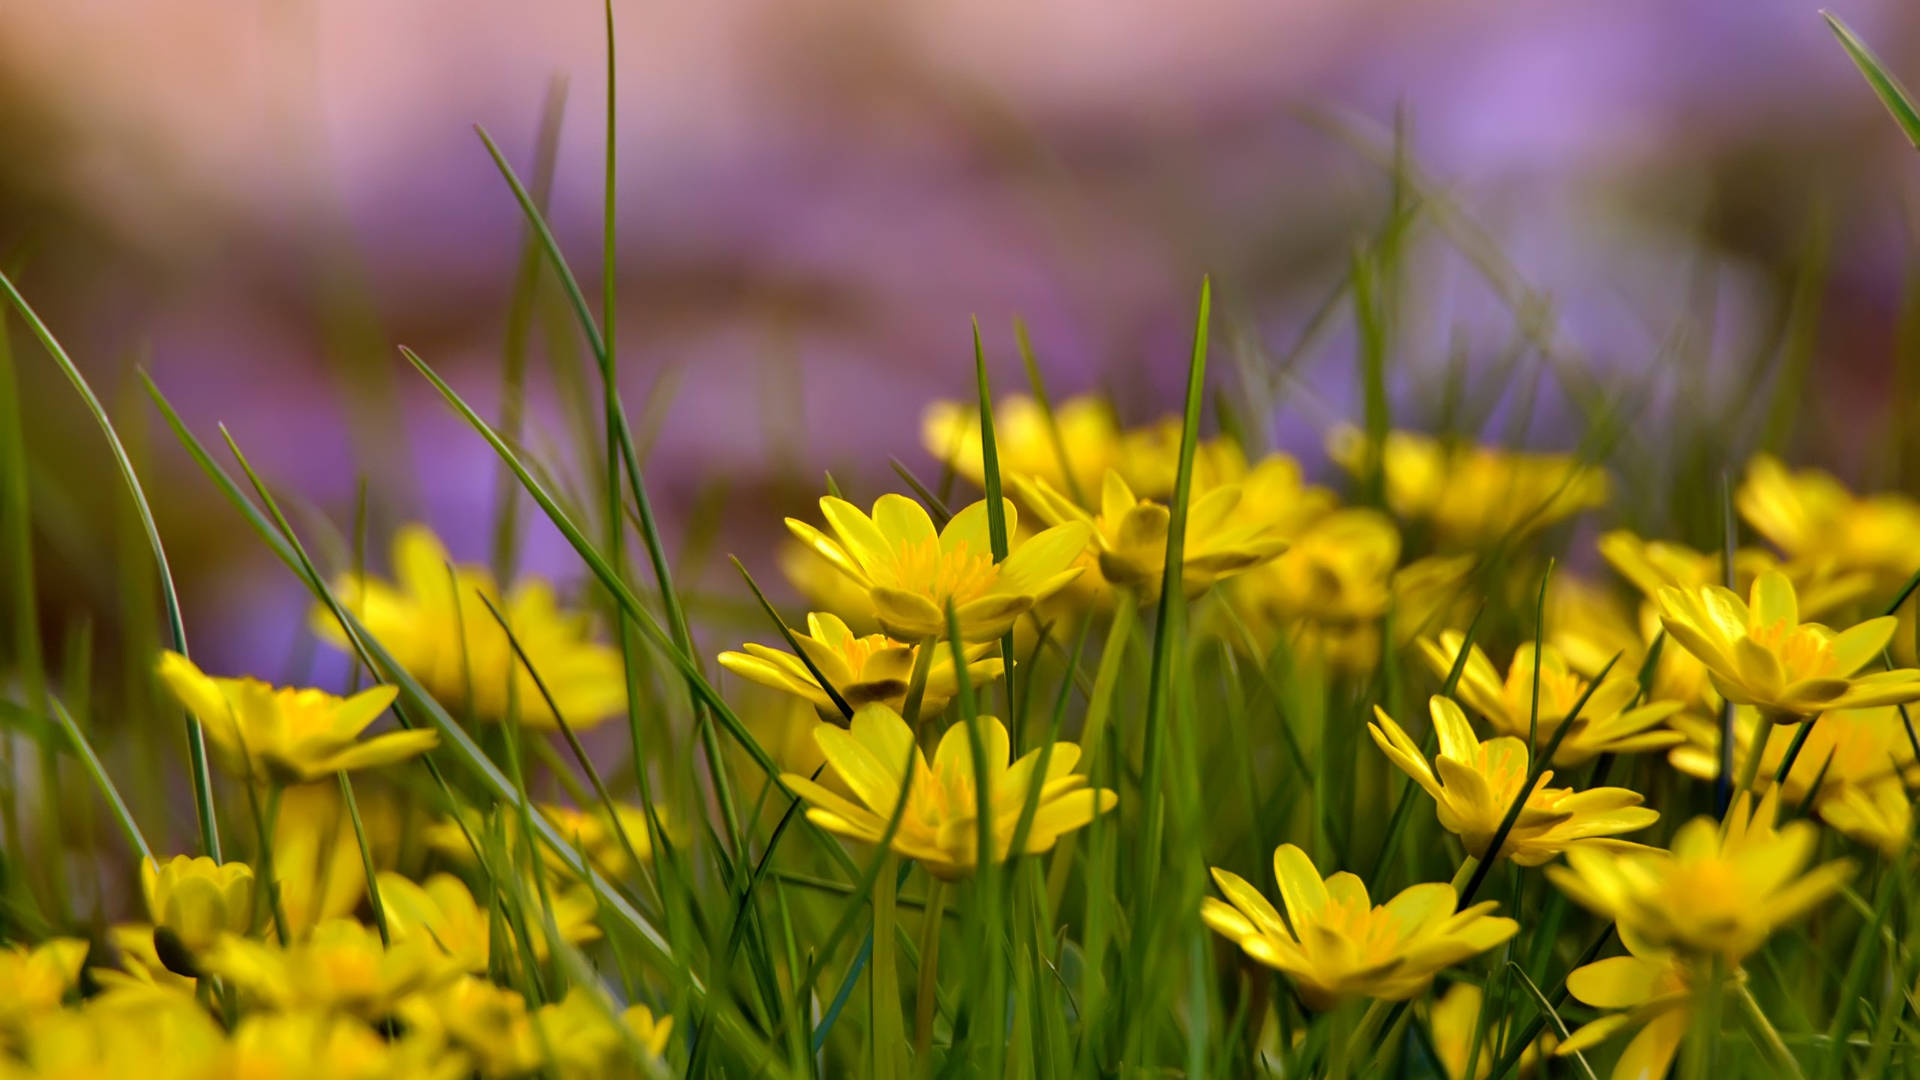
<box><xmin>2</xmin><ymin>10</ymin><xmax>1920</xmax><ymax>1080</ymax></box>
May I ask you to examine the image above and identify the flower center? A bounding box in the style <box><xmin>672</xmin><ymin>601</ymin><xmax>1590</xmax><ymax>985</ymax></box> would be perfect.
<box><xmin>885</xmin><ymin>538</ymin><xmax>1000</xmax><ymax>607</ymax></box>
<box><xmin>1749</xmin><ymin>619</ymin><xmax>1835</xmax><ymax>680</ymax></box>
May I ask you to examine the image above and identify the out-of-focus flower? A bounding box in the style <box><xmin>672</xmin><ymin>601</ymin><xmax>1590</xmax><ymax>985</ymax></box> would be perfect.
<box><xmin>537</xmin><ymin>802</ymin><xmax>656</xmax><ymax>881</ymax></box>
<box><xmin>786</xmin><ymin>494</ymin><xmax>1087</xmax><ymax>642</ymax></box>
<box><xmin>141</xmin><ymin>855</ymin><xmax>255</xmax><ymax>954</ymax></box>
<box><xmin>779</xmin><ymin>703</ymin><xmax>1115</xmax><ymax>879</ymax></box>
<box><xmin>1657</xmin><ymin>570</ymin><xmax>1920</xmax><ymax>722</ymax></box>
<box><xmin>1391</xmin><ymin>554</ymin><xmax>1479</xmax><ymax>645</ymax></box>
<box><xmin>102</xmin><ymin>924</ymin><xmax>196</xmax><ymax>995</ymax></box>
<box><xmin>273</xmin><ymin>783</ymin><xmax>393</xmax><ymax>937</ymax></box>
<box><xmin>1370</xmin><ymin>697</ymin><xmax>1657</xmax><ymax>866</ymax></box>
<box><xmin>1667</xmin><ymin>705</ymin><xmax>1915</xmax><ymax>852</ymax></box>
<box><xmin>202</xmin><ymin>917</ymin><xmax>464</xmax><ymax>1017</ymax></box>
<box><xmin>402</xmin><ymin>979</ymin><xmax>670</xmax><ymax>1079</ymax></box>
<box><xmin>1547</xmin><ymin>791</ymin><xmax>1853</xmax><ymax>964</ymax></box>
<box><xmin>315</xmin><ymin>525</ymin><xmax>627</xmax><ymax>730</ymax></box>
<box><xmin>1201</xmin><ymin>843</ymin><xmax>1517</xmax><ymax>1009</ymax></box>
<box><xmin>1228</xmin><ymin>508</ymin><xmax>1398</xmax><ymax>671</ymax></box>
<box><xmin>1738</xmin><ymin>454</ymin><xmax>1920</xmax><ymax>582</ymax></box>
<box><xmin>923</xmin><ymin>394</ymin><xmax>1125</xmax><ymax>503</ymax></box>
<box><xmin>377</xmin><ymin>871</ymin><xmax>599</xmax><ymax>971</ymax></box>
<box><xmin>1018</xmin><ymin>469</ymin><xmax>1289</xmax><ymax>601</ymax></box>
<box><xmin>1599</xmin><ymin>529</ymin><xmax>1870</xmax><ymax>623</ymax></box>
<box><xmin>1548</xmin><ymin>574</ymin><xmax>1716</xmax><ymax>718</ymax></box>
<box><xmin>223</xmin><ymin>1010</ymin><xmax>467</xmax><ymax>1080</ymax></box>
<box><xmin>1327</xmin><ymin>428</ymin><xmax>1607</xmax><ymax>548</ymax></box>
<box><xmin>1554</xmin><ymin>930</ymin><xmax>1715</xmax><ymax>1080</ymax></box>
<box><xmin>1425</xmin><ymin>982</ymin><xmax>1553</xmax><ymax>1079</ymax></box>
<box><xmin>155</xmin><ymin>651</ymin><xmax>433</xmax><ymax>784</ymax></box>
<box><xmin>1418</xmin><ymin>635</ymin><xmax>1684</xmax><ymax>765</ymax></box>
<box><xmin>0</xmin><ymin>938</ymin><xmax>88</xmax><ymax>1024</ymax></box>
<box><xmin>720</xmin><ymin>611</ymin><xmax>1003</xmax><ymax>716</ymax></box>
<box><xmin>0</xmin><ymin>990</ymin><xmax>224</xmax><ymax>1079</ymax></box>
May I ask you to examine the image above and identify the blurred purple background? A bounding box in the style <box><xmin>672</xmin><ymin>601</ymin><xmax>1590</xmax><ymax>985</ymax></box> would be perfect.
<box><xmin>3</xmin><ymin>0</ymin><xmax>1918</xmax><ymax>680</ymax></box>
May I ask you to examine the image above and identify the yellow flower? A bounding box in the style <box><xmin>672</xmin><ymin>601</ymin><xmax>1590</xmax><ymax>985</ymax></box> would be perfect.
<box><xmin>224</xmin><ymin>1010</ymin><xmax>467</xmax><ymax>1080</ymax></box>
<box><xmin>0</xmin><ymin>938</ymin><xmax>88</xmax><ymax>1023</ymax></box>
<box><xmin>1738</xmin><ymin>453</ymin><xmax>1920</xmax><ymax>581</ymax></box>
<box><xmin>155</xmin><ymin>651</ymin><xmax>434</xmax><ymax>784</ymax></box>
<box><xmin>719</xmin><ymin>611</ymin><xmax>1004</xmax><ymax>716</ymax></box>
<box><xmin>1227</xmin><ymin>508</ymin><xmax>1398</xmax><ymax>670</ymax></box>
<box><xmin>537</xmin><ymin>801</ymin><xmax>656</xmax><ymax>881</ymax></box>
<box><xmin>1547</xmin><ymin>791</ymin><xmax>1854</xmax><ymax>964</ymax></box>
<box><xmin>1599</xmin><ymin>529</ymin><xmax>1870</xmax><ymax>623</ymax></box>
<box><xmin>1201</xmin><ymin>844</ymin><xmax>1517</xmax><ymax>1009</ymax></box>
<box><xmin>1328</xmin><ymin>427</ymin><xmax>1607</xmax><ymax>547</ymax></box>
<box><xmin>779</xmin><ymin>537</ymin><xmax>880</xmax><ymax>635</ymax></box>
<box><xmin>103</xmin><ymin>925</ymin><xmax>196</xmax><ymax>995</ymax></box>
<box><xmin>534</xmin><ymin>989</ymin><xmax>675</xmax><ymax>1078</ymax></box>
<box><xmin>0</xmin><ymin>990</ymin><xmax>224</xmax><ymax>1080</ymax></box>
<box><xmin>1425</xmin><ymin>982</ymin><xmax>1553</xmax><ymax>1079</ymax></box>
<box><xmin>923</xmin><ymin>394</ymin><xmax>1125</xmax><ymax>502</ymax></box>
<box><xmin>401</xmin><ymin>980</ymin><xmax>669</xmax><ymax>1079</ymax></box>
<box><xmin>315</xmin><ymin>525</ymin><xmax>627</xmax><ymax>729</ymax></box>
<box><xmin>1667</xmin><ymin>705</ymin><xmax>1915</xmax><ymax>852</ymax></box>
<box><xmin>1547</xmin><ymin>574</ymin><xmax>1716</xmax><ymax>719</ymax></box>
<box><xmin>1657</xmin><ymin>570</ymin><xmax>1920</xmax><ymax>722</ymax></box>
<box><xmin>1369</xmin><ymin>697</ymin><xmax>1658</xmax><ymax>866</ymax></box>
<box><xmin>202</xmin><ymin>917</ymin><xmax>464</xmax><ymax>1017</ymax></box>
<box><xmin>779</xmin><ymin>703</ymin><xmax>1116</xmax><ymax>879</ymax></box>
<box><xmin>786</xmin><ymin>494</ymin><xmax>1088</xmax><ymax>642</ymax></box>
<box><xmin>1390</xmin><ymin>554</ymin><xmax>1479</xmax><ymax>645</ymax></box>
<box><xmin>141</xmin><ymin>855</ymin><xmax>255</xmax><ymax>954</ymax></box>
<box><xmin>1418</xmin><ymin>635</ymin><xmax>1684</xmax><ymax>765</ymax></box>
<box><xmin>376</xmin><ymin>871</ymin><xmax>600</xmax><ymax>971</ymax></box>
<box><xmin>1018</xmin><ymin>469</ymin><xmax>1290</xmax><ymax>601</ymax></box>
<box><xmin>1553</xmin><ymin>930</ymin><xmax>1713</xmax><ymax>1080</ymax></box>
<box><xmin>273</xmin><ymin>782</ymin><xmax>395</xmax><ymax>936</ymax></box>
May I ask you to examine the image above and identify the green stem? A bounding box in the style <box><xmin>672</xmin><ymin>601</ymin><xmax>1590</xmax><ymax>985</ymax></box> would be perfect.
<box><xmin>1730</xmin><ymin>715</ymin><xmax>1780</xmax><ymax>821</ymax></box>
<box><xmin>1734</xmin><ymin>981</ymin><xmax>1805</xmax><ymax>1080</ymax></box>
<box><xmin>912</xmin><ymin>878</ymin><xmax>949</xmax><ymax>1062</ymax></box>
<box><xmin>247</xmin><ymin>781</ymin><xmax>291</xmax><ymax>945</ymax></box>
<box><xmin>901</xmin><ymin>638</ymin><xmax>939</xmax><ymax>732</ymax></box>
<box><xmin>1343</xmin><ymin>998</ymin><xmax>1394</xmax><ymax>1073</ymax></box>
<box><xmin>1449</xmin><ymin>854</ymin><xmax>1480</xmax><ymax>894</ymax></box>
<box><xmin>1046</xmin><ymin>595</ymin><xmax>1135</xmax><ymax>907</ymax></box>
<box><xmin>872</xmin><ymin>855</ymin><xmax>907</xmax><ymax>1079</ymax></box>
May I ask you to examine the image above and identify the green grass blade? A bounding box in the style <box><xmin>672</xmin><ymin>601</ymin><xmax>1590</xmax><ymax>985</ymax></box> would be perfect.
<box><xmin>49</xmin><ymin>696</ymin><xmax>151</xmax><ymax>864</ymax></box>
<box><xmin>0</xmin><ymin>273</ymin><xmax>221</xmax><ymax>861</ymax></box>
<box><xmin>1824</xmin><ymin>11</ymin><xmax>1920</xmax><ymax>150</ymax></box>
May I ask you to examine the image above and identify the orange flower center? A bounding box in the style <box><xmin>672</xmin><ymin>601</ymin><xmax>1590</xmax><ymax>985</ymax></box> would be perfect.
<box><xmin>883</xmin><ymin>538</ymin><xmax>1000</xmax><ymax>607</ymax></box>
<box><xmin>1748</xmin><ymin>618</ymin><xmax>1836</xmax><ymax>681</ymax></box>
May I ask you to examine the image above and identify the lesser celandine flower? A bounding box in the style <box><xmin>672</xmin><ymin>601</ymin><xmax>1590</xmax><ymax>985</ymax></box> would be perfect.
<box><xmin>1018</xmin><ymin>469</ymin><xmax>1290</xmax><ymax>601</ymax></box>
<box><xmin>224</xmin><ymin>1010</ymin><xmax>466</xmax><ymax>1080</ymax></box>
<box><xmin>156</xmin><ymin>651</ymin><xmax>434</xmax><ymax>784</ymax></box>
<box><xmin>1668</xmin><ymin>704</ymin><xmax>1915</xmax><ymax>852</ymax></box>
<box><xmin>1327</xmin><ymin>427</ymin><xmax>1607</xmax><ymax>547</ymax></box>
<box><xmin>778</xmin><ymin>703</ymin><xmax>1116</xmax><ymax>879</ymax></box>
<box><xmin>719</xmin><ymin>611</ymin><xmax>1003</xmax><ymax>716</ymax></box>
<box><xmin>1418</xmin><ymin>635</ymin><xmax>1683</xmax><ymax>765</ymax></box>
<box><xmin>376</xmin><ymin>872</ymin><xmax>600</xmax><ymax>971</ymax></box>
<box><xmin>1548</xmin><ymin>790</ymin><xmax>1853</xmax><ymax>964</ymax></box>
<box><xmin>1228</xmin><ymin>508</ymin><xmax>1398</xmax><ymax>670</ymax></box>
<box><xmin>779</xmin><ymin>537</ymin><xmax>881</xmax><ymax>633</ymax></box>
<box><xmin>315</xmin><ymin>525</ymin><xmax>627</xmax><ymax>730</ymax></box>
<box><xmin>0</xmin><ymin>938</ymin><xmax>88</xmax><ymax>1023</ymax></box>
<box><xmin>1738</xmin><ymin>453</ymin><xmax>1920</xmax><ymax>581</ymax></box>
<box><xmin>1599</xmin><ymin>528</ymin><xmax>1871</xmax><ymax>624</ymax></box>
<box><xmin>1657</xmin><ymin>569</ymin><xmax>1920</xmax><ymax>722</ymax></box>
<box><xmin>1424</xmin><ymin>982</ymin><xmax>1553</xmax><ymax>1079</ymax></box>
<box><xmin>538</xmin><ymin>801</ymin><xmax>656</xmax><ymax>880</ymax></box>
<box><xmin>787</xmin><ymin>494</ymin><xmax>1088</xmax><ymax>642</ymax></box>
<box><xmin>1370</xmin><ymin>697</ymin><xmax>1658</xmax><ymax>866</ymax></box>
<box><xmin>142</xmin><ymin>855</ymin><xmax>255</xmax><ymax>954</ymax></box>
<box><xmin>1201</xmin><ymin>844</ymin><xmax>1517</xmax><ymax>1009</ymax></box>
<box><xmin>404</xmin><ymin>979</ymin><xmax>668</xmax><ymax>1079</ymax></box>
<box><xmin>923</xmin><ymin>394</ymin><xmax>1126</xmax><ymax>501</ymax></box>
<box><xmin>1553</xmin><ymin>929</ymin><xmax>1720</xmax><ymax>1080</ymax></box>
<box><xmin>202</xmin><ymin>917</ymin><xmax>464</xmax><ymax>1017</ymax></box>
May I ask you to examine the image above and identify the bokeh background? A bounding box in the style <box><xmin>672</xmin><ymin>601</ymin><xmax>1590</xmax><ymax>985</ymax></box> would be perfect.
<box><xmin>3</xmin><ymin>0</ymin><xmax>1918</xmax><ymax>683</ymax></box>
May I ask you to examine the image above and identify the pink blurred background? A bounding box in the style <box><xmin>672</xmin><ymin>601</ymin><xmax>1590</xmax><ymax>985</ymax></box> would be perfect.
<box><xmin>3</xmin><ymin>0</ymin><xmax>1918</xmax><ymax>679</ymax></box>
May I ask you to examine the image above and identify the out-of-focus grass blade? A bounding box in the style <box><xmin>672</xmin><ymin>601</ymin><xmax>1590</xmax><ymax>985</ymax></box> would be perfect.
<box><xmin>1824</xmin><ymin>11</ymin><xmax>1920</xmax><ymax>151</ymax></box>
<box><xmin>49</xmin><ymin>697</ymin><xmax>152</xmax><ymax>864</ymax></box>
<box><xmin>0</xmin><ymin>272</ymin><xmax>221</xmax><ymax>862</ymax></box>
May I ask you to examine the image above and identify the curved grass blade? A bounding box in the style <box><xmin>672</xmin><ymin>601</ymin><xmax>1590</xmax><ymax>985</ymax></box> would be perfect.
<box><xmin>0</xmin><ymin>273</ymin><xmax>220</xmax><ymax>860</ymax></box>
<box><xmin>1824</xmin><ymin>11</ymin><xmax>1920</xmax><ymax>151</ymax></box>
<box><xmin>50</xmin><ymin>696</ymin><xmax>152</xmax><ymax>864</ymax></box>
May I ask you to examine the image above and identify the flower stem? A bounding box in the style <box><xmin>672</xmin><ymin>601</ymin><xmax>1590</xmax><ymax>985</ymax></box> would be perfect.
<box><xmin>1734</xmin><ymin>980</ymin><xmax>1806</xmax><ymax>1080</ymax></box>
<box><xmin>912</xmin><ymin>878</ymin><xmax>949</xmax><ymax>1060</ymax></box>
<box><xmin>1449</xmin><ymin>854</ymin><xmax>1481</xmax><ymax>894</ymax></box>
<box><xmin>1730</xmin><ymin>715</ymin><xmax>1779</xmax><ymax>818</ymax></box>
<box><xmin>1046</xmin><ymin>594</ymin><xmax>1135</xmax><ymax>907</ymax></box>
<box><xmin>871</xmin><ymin>855</ymin><xmax>907</xmax><ymax>1079</ymax></box>
<box><xmin>902</xmin><ymin>637</ymin><xmax>939</xmax><ymax>733</ymax></box>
